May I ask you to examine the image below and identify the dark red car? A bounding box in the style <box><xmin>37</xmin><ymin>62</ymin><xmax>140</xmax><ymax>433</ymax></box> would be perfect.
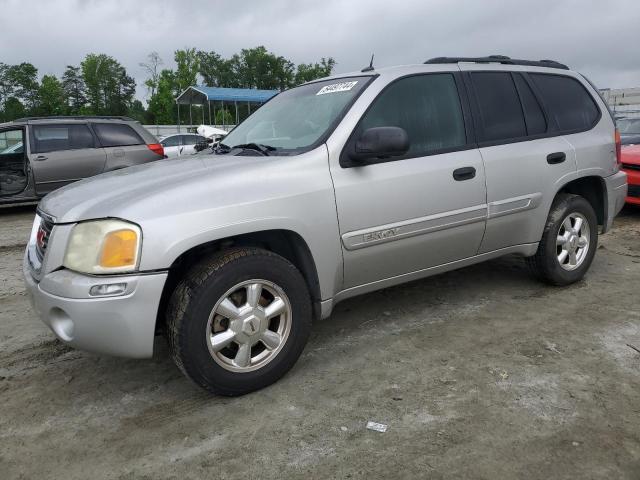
<box><xmin>621</xmin><ymin>144</ymin><xmax>640</xmax><ymax>205</ymax></box>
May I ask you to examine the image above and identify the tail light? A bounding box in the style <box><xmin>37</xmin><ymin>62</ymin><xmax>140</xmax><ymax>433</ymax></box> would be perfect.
<box><xmin>615</xmin><ymin>129</ymin><xmax>622</xmax><ymax>165</ymax></box>
<box><xmin>147</xmin><ymin>143</ymin><xmax>164</xmax><ymax>157</ymax></box>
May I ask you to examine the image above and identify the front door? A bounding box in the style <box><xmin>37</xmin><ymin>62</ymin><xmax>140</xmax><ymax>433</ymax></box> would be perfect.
<box><xmin>328</xmin><ymin>73</ymin><xmax>488</xmax><ymax>288</ymax></box>
<box><xmin>30</xmin><ymin>123</ymin><xmax>106</xmax><ymax>195</ymax></box>
<box><xmin>0</xmin><ymin>127</ymin><xmax>28</xmax><ymax>196</ymax></box>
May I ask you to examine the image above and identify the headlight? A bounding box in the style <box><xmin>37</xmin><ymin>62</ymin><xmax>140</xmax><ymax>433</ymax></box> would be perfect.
<box><xmin>63</xmin><ymin>219</ymin><xmax>142</xmax><ymax>274</ymax></box>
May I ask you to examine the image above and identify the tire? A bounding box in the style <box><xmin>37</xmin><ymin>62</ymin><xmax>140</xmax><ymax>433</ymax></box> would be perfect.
<box><xmin>526</xmin><ymin>193</ymin><xmax>598</xmax><ymax>286</ymax></box>
<box><xmin>166</xmin><ymin>247</ymin><xmax>312</xmax><ymax>396</ymax></box>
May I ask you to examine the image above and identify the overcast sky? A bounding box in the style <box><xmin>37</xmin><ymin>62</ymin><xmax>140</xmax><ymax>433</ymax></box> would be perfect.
<box><xmin>1</xmin><ymin>0</ymin><xmax>639</xmax><ymax>102</ymax></box>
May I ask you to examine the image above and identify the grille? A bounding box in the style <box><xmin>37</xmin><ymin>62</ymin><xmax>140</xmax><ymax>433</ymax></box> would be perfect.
<box><xmin>629</xmin><ymin>184</ymin><xmax>640</xmax><ymax>198</ymax></box>
<box><xmin>35</xmin><ymin>216</ymin><xmax>54</xmax><ymax>262</ymax></box>
<box><xmin>622</xmin><ymin>163</ymin><xmax>640</xmax><ymax>171</ymax></box>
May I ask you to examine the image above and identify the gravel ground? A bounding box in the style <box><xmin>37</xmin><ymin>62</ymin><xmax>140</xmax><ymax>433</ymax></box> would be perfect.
<box><xmin>1</xmin><ymin>204</ymin><xmax>639</xmax><ymax>479</ymax></box>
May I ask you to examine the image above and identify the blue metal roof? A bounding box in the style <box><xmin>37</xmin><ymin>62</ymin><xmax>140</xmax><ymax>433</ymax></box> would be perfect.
<box><xmin>176</xmin><ymin>86</ymin><xmax>279</xmax><ymax>104</ymax></box>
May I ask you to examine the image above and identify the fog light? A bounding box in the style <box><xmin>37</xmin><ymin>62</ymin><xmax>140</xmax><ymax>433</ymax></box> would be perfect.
<box><xmin>89</xmin><ymin>283</ymin><xmax>127</xmax><ymax>297</ymax></box>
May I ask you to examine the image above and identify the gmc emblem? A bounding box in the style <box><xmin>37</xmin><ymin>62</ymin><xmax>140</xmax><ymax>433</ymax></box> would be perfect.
<box><xmin>36</xmin><ymin>226</ymin><xmax>46</xmax><ymax>250</ymax></box>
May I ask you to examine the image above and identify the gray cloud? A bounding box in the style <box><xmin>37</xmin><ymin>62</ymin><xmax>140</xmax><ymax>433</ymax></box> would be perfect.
<box><xmin>1</xmin><ymin>0</ymin><xmax>639</xmax><ymax>101</ymax></box>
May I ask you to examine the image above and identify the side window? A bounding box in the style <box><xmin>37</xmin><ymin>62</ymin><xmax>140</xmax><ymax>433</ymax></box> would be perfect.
<box><xmin>513</xmin><ymin>74</ymin><xmax>547</xmax><ymax>135</ymax></box>
<box><xmin>32</xmin><ymin>124</ymin><xmax>94</xmax><ymax>153</ymax></box>
<box><xmin>358</xmin><ymin>73</ymin><xmax>466</xmax><ymax>158</ymax></box>
<box><xmin>471</xmin><ymin>72</ymin><xmax>526</xmax><ymax>143</ymax></box>
<box><xmin>161</xmin><ymin>135</ymin><xmax>181</xmax><ymax>147</ymax></box>
<box><xmin>529</xmin><ymin>74</ymin><xmax>599</xmax><ymax>132</ymax></box>
<box><xmin>0</xmin><ymin>129</ymin><xmax>23</xmax><ymax>156</ymax></box>
<box><xmin>93</xmin><ymin>123</ymin><xmax>143</xmax><ymax>147</ymax></box>
<box><xmin>181</xmin><ymin>135</ymin><xmax>198</xmax><ymax>145</ymax></box>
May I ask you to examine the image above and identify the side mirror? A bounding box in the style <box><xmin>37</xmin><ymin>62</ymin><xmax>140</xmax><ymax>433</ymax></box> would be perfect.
<box><xmin>349</xmin><ymin>126</ymin><xmax>409</xmax><ymax>163</ymax></box>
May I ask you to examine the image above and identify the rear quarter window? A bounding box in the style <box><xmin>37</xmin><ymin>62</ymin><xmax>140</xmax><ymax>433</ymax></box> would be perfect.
<box><xmin>93</xmin><ymin>123</ymin><xmax>144</xmax><ymax>147</ymax></box>
<box><xmin>529</xmin><ymin>74</ymin><xmax>600</xmax><ymax>133</ymax></box>
<box><xmin>470</xmin><ymin>72</ymin><xmax>527</xmax><ymax>143</ymax></box>
<box><xmin>32</xmin><ymin>124</ymin><xmax>95</xmax><ymax>153</ymax></box>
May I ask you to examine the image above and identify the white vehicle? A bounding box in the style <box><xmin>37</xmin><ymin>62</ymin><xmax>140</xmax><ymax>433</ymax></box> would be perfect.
<box><xmin>196</xmin><ymin>125</ymin><xmax>228</xmax><ymax>140</ymax></box>
<box><xmin>160</xmin><ymin>133</ymin><xmax>207</xmax><ymax>158</ymax></box>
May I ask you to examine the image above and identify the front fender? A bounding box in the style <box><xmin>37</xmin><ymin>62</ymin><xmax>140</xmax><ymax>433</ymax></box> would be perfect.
<box><xmin>137</xmin><ymin>195</ymin><xmax>343</xmax><ymax>301</ymax></box>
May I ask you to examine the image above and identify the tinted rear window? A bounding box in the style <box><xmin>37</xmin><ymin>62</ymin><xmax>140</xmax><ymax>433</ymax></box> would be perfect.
<box><xmin>32</xmin><ymin>124</ymin><xmax>95</xmax><ymax>153</ymax></box>
<box><xmin>93</xmin><ymin>123</ymin><xmax>143</xmax><ymax>147</ymax></box>
<box><xmin>161</xmin><ymin>135</ymin><xmax>180</xmax><ymax>147</ymax></box>
<box><xmin>529</xmin><ymin>74</ymin><xmax>600</xmax><ymax>132</ymax></box>
<box><xmin>513</xmin><ymin>74</ymin><xmax>547</xmax><ymax>135</ymax></box>
<box><xmin>471</xmin><ymin>72</ymin><xmax>526</xmax><ymax>143</ymax></box>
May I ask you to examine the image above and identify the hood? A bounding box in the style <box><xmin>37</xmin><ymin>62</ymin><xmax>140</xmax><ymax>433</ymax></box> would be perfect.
<box><xmin>621</xmin><ymin>145</ymin><xmax>640</xmax><ymax>165</ymax></box>
<box><xmin>39</xmin><ymin>153</ymin><xmax>281</xmax><ymax>224</ymax></box>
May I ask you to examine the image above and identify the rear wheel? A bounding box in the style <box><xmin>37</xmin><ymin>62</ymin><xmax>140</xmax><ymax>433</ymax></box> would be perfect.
<box><xmin>166</xmin><ymin>247</ymin><xmax>312</xmax><ymax>395</ymax></box>
<box><xmin>527</xmin><ymin>193</ymin><xmax>598</xmax><ymax>285</ymax></box>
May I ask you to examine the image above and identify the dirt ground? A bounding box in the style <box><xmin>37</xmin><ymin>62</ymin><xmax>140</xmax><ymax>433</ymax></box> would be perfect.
<box><xmin>1</xmin><ymin>204</ymin><xmax>639</xmax><ymax>480</ymax></box>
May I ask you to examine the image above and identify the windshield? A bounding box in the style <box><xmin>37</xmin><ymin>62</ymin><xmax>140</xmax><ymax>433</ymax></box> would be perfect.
<box><xmin>221</xmin><ymin>77</ymin><xmax>371</xmax><ymax>154</ymax></box>
<box><xmin>618</xmin><ymin>118</ymin><xmax>640</xmax><ymax>134</ymax></box>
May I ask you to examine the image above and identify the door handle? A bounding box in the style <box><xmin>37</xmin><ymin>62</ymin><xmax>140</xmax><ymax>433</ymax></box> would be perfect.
<box><xmin>547</xmin><ymin>152</ymin><xmax>566</xmax><ymax>164</ymax></box>
<box><xmin>453</xmin><ymin>166</ymin><xmax>476</xmax><ymax>181</ymax></box>
<box><xmin>34</xmin><ymin>155</ymin><xmax>47</xmax><ymax>161</ymax></box>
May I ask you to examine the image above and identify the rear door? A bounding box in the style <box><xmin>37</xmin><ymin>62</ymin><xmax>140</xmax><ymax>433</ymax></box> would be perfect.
<box><xmin>92</xmin><ymin>122</ymin><xmax>151</xmax><ymax>169</ymax></box>
<box><xmin>160</xmin><ymin>135</ymin><xmax>182</xmax><ymax>158</ymax></box>
<box><xmin>328</xmin><ymin>72</ymin><xmax>487</xmax><ymax>288</ymax></box>
<box><xmin>181</xmin><ymin>134</ymin><xmax>206</xmax><ymax>155</ymax></box>
<box><xmin>461</xmin><ymin>67</ymin><xmax>577</xmax><ymax>253</ymax></box>
<box><xmin>30</xmin><ymin>123</ymin><xmax>106</xmax><ymax>195</ymax></box>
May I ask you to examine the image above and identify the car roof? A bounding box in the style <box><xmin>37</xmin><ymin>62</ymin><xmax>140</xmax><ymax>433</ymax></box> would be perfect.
<box><xmin>311</xmin><ymin>57</ymin><xmax>576</xmax><ymax>85</ymax></box>
<box><xmin>1</xmin><ymin>116</ymin><xmax>138</xmax><ymax>127</ymax></box>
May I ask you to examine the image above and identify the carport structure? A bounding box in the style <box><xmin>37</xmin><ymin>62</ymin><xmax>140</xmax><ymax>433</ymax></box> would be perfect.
<box><xmin>175</xmin><ymin>86</ymin><xmax>279</xmax><ymax>130</ymax></box>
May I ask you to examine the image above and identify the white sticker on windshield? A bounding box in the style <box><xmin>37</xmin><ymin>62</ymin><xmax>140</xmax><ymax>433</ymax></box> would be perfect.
<box><xmin>316</xmin><ymin>81</ymin><xmax>358</xmax><ymax>95</ymax></box>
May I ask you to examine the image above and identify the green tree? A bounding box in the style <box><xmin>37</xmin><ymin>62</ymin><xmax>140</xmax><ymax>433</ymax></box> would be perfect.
<box><xmin>61</xmin><ymin>65</ymin><xmax>86</xmax><ymax>114</ymax></box>
<box><xmin>127</xmin><ymin>99</ymin><xmax>147</xmax><ymax>123</ymax></box>
<box><xmin>147</xmin><ymin>69</ymin><xmax>177</xmax><ymax>124</ymax></box>
<box><xmin>36</xmin><ymin>75</ymin><xmax>65</xmax><ymax>115</ymax></box>
<box><xmin>196</xmin><ymin>51</ymin><xmax>235</xmax><ymax>87</ymax></box>
<box><xmin>3</xmin><ymin>97</ymin><xmax>25</xmax><ymax>120</ymax></box>
<box><xmin>0</xmin><ymin>63</ymin><xmax>11</xmax><ymax>121</ymax></box>
<box><xmin>7</xmin><ymin>62</ymin><xmax>39</xmax><ymax>112</ymax></box>
<box><xmin>174</xmin><ymin>48</ymin><xmax>199</xmax><ymax>92</ymax></box>
<box><xmin>294</xmin><ymin>57</ymin><xmax>336</xmax><ymax>85</ymax></box>
<box><xmin>196</xmin><ymin>47</ymin><xmax>334</xmax><ymax>91</ymax></box>
<box><xmin>81</xmin><ymin>53</ymin><xmax>136</xmax><ymax>115</ymax></box>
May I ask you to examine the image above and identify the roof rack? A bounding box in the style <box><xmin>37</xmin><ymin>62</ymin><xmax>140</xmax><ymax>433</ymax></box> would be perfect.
<box><xmin>13</xmin><ymin>115</ymin><xmax>135</xmax><ymax>122</ymax></box>
<box><xmin>424</xmin><ymin>55</ymin><xmax>569</xmax><ymax>70</ymax></box>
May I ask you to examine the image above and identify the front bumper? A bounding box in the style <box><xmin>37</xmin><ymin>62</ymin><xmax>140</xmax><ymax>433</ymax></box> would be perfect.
<box><xmin>23</xmin><ymin>257</ymin><xmax>167</xmax><ymax>358</ymax></box>
<box><xmin>603</xmin><ymin>170</ymin><xmax>628</xmax><ymax>232</ymax></box>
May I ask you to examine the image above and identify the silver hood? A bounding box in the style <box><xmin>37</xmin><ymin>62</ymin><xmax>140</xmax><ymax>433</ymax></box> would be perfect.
<box><xmin>39</xmin><ymin>154</ymin><xmax>277</xmax><ymax>224</ymax></box>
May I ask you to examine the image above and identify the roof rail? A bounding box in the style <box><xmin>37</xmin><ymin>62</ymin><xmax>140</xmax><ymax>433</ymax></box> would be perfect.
<box><xmin>13</xmin><ymin>115</ymin><xmax>136</xmax><ymax>122</ymax></box>
<box><xmin>424</xmin><ymin>55</ymin><xmax>569</xmax><ymax>70</ymax></box>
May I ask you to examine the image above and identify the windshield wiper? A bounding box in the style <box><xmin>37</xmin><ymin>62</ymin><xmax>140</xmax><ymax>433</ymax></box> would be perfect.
<box><xmin>230</xmin><ymin>143</ymin><xmax>277</xmax><ymax>156</ymax></box>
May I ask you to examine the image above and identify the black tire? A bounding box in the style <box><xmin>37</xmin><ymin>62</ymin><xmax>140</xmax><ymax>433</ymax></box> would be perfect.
<box><xmin>526</xmin><ymin>193</ymin><xmax>598</xmax><ymax>286</ymax></box>
<box><xmin>166</xmin><ymin>247</ymin><xmax>312</xmax><ymax>396</ymax></box>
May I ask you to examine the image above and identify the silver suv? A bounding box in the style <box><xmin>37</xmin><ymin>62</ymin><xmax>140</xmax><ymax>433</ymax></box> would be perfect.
<box><xmin>24</xmin><ymin>57</ymin><xmax>628</xmax><ymax>395</ymax></box>
<box><xmin>0</xmin><ymin>116</ymin><xmax>164</xmax><ymax>204</ymax></box>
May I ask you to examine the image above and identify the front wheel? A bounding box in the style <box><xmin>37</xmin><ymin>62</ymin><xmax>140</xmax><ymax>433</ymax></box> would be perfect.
<box><xmin>166</xmin><ymin>247</ymin><xmax>312</xmax><ymax>396</ymax></box>
<box><xmin>527</xmin><ymin>193</ymin><xmax>598</xmax><ymax>286</ymax></box>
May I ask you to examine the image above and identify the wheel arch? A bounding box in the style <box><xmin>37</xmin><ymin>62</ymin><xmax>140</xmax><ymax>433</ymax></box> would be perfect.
<box><xmin>555</xmin><ymin>175</ymin><xmax>607</xmax><ymax>230</ymax></box>
<box><xmin>155</xmin><ymin>229</ymin><xmax>323</xmax><ymax>334</ymax></box>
